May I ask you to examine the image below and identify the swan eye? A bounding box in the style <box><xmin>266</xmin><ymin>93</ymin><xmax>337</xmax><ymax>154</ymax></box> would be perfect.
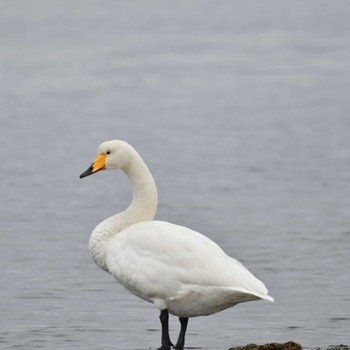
<box><xmin>106</xmin><ymin>151</ymin><xmax>111</xmax><ymax>155</ymax></box>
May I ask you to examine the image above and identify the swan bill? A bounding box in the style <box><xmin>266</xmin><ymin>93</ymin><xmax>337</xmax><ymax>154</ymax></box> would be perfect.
<box><xmin>80</xmin><ymin>153</ymin><xmax>106</xmax><ymax>178</ymax></box>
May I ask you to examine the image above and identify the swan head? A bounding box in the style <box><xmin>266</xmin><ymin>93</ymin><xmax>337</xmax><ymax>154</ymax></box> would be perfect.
<box><xmin>80</xmin><ymin>140</ymin><xmax>132</xmax><ymax>178</ymax></box>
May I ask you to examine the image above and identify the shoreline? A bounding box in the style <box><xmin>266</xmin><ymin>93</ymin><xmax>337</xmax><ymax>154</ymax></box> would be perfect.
<box><xmin>229</xmin><ymin>342</ymin><xmax>350</xmax><ymax>350</ymax></box>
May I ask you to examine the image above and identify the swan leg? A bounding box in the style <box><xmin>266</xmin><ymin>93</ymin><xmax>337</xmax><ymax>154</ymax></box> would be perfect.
<box><xmin>174</xmin><ymin>317</ymin><xmax>188</xmax><ymax>350</ymax></box>
<box><xmin>158</xmin><ymin>309</ymin><xmax>174</xmax><ymax>350</ymax></box>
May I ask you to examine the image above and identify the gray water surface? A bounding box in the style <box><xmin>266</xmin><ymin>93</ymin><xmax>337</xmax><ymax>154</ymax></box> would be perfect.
<box><xmin>1</xmin><ymin>1</ymin><xmax>350</xmax><ymax>349</ymax></box>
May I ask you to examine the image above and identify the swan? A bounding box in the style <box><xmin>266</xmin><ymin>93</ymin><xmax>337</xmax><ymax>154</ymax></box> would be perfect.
<box><xmin>80</xmin><ymin>140</ymin><xmax>273</xmax><ymax>350</ymax></box>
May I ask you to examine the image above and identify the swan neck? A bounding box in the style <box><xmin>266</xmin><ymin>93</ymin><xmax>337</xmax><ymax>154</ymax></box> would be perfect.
<box><xmin>89</xmin><ymin>146</ymin><xmax>158</xmax><ymax>272</ymax></box>
<box><xmin>124</xmin><ymin>149</ymin><xmax>158</xmax><ymax>222</ymax></box>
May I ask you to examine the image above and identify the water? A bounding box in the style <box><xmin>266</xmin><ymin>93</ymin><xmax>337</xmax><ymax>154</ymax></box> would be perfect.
<box><xmin>1</xmin><ymin>1</ymin><xmax>350</xmax><ymax>349</ymax></box>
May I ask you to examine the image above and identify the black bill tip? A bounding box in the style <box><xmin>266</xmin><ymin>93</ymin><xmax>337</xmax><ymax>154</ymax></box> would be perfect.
<box><xmin>79</xmin><ymin>164</ymin><xmax>94</xmax><ymax>178</ymax></box>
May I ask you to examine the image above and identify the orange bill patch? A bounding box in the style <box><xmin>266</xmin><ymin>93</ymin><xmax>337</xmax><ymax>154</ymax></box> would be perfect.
<box><xmin>92</xmin><ymin>153</ymin><xmax>106</xmax><ymax>173</ymax></box>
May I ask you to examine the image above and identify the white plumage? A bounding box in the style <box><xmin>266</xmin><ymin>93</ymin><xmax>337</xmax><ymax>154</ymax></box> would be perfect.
<box><xmin>80</xmin><ymin>140</ymin><xmax>273</xmax><ymax>350</ymax></box>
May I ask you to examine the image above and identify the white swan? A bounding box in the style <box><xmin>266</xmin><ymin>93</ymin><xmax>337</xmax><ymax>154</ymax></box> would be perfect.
<box><xmin>80</xmin><ymin>140</ymin><xmax>273</xmax><ymax>350</ymax></box>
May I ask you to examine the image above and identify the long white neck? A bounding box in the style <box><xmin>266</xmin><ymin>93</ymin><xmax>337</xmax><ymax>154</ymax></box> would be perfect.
<box><xmin>89</xmin><ymin>147</ymin><xmax>158</xmax><ymax>272</ymax></box>
<box><xmin>123</xmin><ymin>148</ymin><xmax>158</xmax><ymax>224</ymax></box>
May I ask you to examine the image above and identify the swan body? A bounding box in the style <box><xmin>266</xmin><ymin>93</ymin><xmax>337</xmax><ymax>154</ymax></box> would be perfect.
<box><xmin>80</xmin><ymin>140</ymin><xmax>273</xmax><ymax>349</ymax></box>
<box><xmin>106</xmin><ymin>220</ymin><xmax>272</xmax><ymax>317</ymax></box>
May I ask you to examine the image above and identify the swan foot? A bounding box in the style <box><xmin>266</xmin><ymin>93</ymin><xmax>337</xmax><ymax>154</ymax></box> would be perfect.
<box><xmin>174</xmin><ymin>317</ymin><xmax>188</xmax><ymax>350</ymax></box>
<box><xmin>159</xmin><ymin>309</ymin><xmax>174</xmax><ymax>350</ymax></box>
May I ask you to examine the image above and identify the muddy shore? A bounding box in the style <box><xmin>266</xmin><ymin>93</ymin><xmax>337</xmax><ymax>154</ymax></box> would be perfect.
<box><xmin>229</xmin><ymin>342</ymin><xmax>350</xmax><ymax>350</ymax></box>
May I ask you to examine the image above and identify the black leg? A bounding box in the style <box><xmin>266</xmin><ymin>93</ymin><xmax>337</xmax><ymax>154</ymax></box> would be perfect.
<box><xmin>174</xmin><ymin>317</ymin><xmax>188</xmax><ymax>349</ymax></box>
<box><xmin>158</xmin><ymin>309</ymin><xmax>173</xmax><ymax>350</ymax></box>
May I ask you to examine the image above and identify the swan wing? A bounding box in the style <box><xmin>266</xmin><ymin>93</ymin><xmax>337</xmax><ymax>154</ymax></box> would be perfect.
<box><xmin>106</xmin><ymin>220</ymin><xmax>272</xmax><ymax>317</ymax></box>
